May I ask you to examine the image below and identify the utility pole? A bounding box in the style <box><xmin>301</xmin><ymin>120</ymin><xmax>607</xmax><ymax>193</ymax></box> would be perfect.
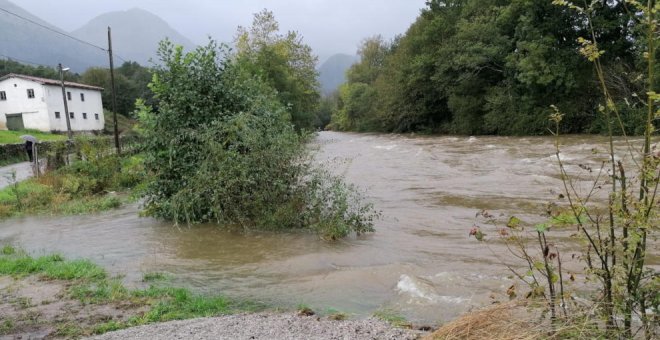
<box><xmin>108</xmin><ymin>26</ymin><xmax>120</xmax><ymax>155</ymax></box>
<box><xmin>58</xmin><ymin>63</ymin><xmax>73</xmax><ymax>140</ymax></box>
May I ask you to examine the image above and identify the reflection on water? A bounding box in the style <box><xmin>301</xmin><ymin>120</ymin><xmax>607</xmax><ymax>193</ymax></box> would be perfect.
<box><xmin>0</xmin><ymin>132</ymin><xmax>654</xmax><ymax>325</ymax></box>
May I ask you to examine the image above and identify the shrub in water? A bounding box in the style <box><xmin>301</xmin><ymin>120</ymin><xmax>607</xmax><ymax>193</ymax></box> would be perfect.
<box><xmin>139</xmin><ymin>40</ymin><xmax>376</xmax><ymax>239</ymax></box>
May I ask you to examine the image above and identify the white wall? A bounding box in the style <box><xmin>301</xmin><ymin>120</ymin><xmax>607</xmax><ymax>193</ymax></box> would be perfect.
<box><xmin>0</xmin><ymin>78</ymin><xmax>49</xmax><ymax>130</ymax></box>
<box><xmin>44</xmin><ymin>85</ymin><xmax>104</xmax><ymax>132</ymax></box>
<box><xmin>0</xmin><ymin>77</ymin><xmax>105</xmax><ymax>132</ymax></box>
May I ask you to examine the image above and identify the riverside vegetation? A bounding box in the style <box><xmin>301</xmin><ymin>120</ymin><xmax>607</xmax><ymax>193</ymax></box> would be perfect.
<box><xmin>457</xmin><ymin>1</ymin><xmax>658</xmax><ymax>339</ymax></box>
<box><xmin>329</xmin><ymin>0</ymin><xmax>647</xmax><ymax>135</ymax></box>
<box><xmin>0</xmin><ymin>137</ymin><xmax>145</xmax><ymax>219</ymax></box>
<box><xmin>137</xmin><ymin>12</ymin><xmax>378</xmax><ymax>240</ymax></box>
<box><xmin>0</xmin><ymin>246</ymin><xmax>265</xmax><ymax>337</ymax></box>
<box><xmin>1</xmin><ymin>10</ymin><xmax>377</xmax><ymax>240</ymax></box>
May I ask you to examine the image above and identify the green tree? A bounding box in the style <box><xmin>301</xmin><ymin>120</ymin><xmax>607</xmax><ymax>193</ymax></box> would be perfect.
<box><xmin>80</xmin><ymin>62</ymin><xmax>154</xmax><ymax>118</ymax></box>
<box><xmin>138</xmin><ymin>39</ymin><xmax>376</xmax><ymax>239</ymax></box>
<box><xmin>332</xmin><ymin>0</ymin><xmax>641</xmax><ymax>135</ymax></box>
<box><xmin>234</xmin><ymin>9</ymin><xmax>321</xmax><ymax>130</ymax></box>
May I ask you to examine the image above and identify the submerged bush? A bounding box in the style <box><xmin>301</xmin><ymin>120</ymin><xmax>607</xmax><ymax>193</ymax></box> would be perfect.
<box><xmin>139</xmin><ymin>40</ymin><xmax>375</xmax><ymax>239</ymax></box>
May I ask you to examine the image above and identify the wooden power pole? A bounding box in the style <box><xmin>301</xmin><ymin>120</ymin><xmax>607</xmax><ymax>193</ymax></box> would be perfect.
<box><xmin>108</xmin><ymin>26</ymin><xmax>121</xmax><ymax>155</ymax></box>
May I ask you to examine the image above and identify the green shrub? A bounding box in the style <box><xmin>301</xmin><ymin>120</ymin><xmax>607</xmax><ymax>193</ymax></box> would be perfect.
<box><xmin>139</xmin><ymin>40</ymin><xmax>376</xmax><ymax>239</ymax></box>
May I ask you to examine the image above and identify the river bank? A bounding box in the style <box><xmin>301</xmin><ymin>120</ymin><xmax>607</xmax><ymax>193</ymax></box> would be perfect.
<box><xmin>0</xmin><ymin>247</ymin><xmax>426</xmax><ymax>339</ymax></box>
<box><xmin>2</xmin><ymin>132</ymin><xmax>646</xmax><ymax>325</ymax></box>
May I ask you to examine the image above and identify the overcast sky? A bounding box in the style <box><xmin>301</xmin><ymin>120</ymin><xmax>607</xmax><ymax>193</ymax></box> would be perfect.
<box><xmin>10</xmin><ymin>0</ymin><xmax>426</xmax><ymax>63</ymax></box>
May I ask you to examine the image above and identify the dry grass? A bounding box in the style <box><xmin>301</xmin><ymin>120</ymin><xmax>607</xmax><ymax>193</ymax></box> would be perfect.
<box><xmin>426</xmin><ymin>301</ymin><xmax>544</xmax><ymax>340</ymax></box>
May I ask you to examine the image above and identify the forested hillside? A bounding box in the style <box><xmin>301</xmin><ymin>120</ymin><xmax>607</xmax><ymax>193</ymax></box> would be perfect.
<box><xmin>331</xmin><ymin>0</ymin><xmax>643</xmax><ymax>135</ymax></box>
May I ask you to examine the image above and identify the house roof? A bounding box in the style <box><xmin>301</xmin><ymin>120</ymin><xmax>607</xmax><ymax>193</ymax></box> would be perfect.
<box><xmin>0</xmin><ymin>73</ymin><xmax>104</xmax><ymax>91</ymax></box>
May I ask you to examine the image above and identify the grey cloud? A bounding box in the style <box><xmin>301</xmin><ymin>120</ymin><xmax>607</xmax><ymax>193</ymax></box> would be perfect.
<box><xmin>11</xmin><ymin>0</ymin><xmax>425</xmax><ymax>62</ymax></box>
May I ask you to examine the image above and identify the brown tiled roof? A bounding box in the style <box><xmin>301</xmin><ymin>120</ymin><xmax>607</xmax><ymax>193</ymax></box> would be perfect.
<box><xmin>0</xmin><ymin>73</ymin><xmax>104</xmax><ymax>91</ymax></box>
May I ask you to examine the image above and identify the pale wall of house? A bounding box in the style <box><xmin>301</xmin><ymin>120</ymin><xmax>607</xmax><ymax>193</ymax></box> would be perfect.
<box><xmin>0</xmin><ymin>77</ymin><xmax>105</xmax><ymax>132</ymax></box>
<box><xmin>44</xmin><ymin>85</ymin><xmax>104</xmax><ymax>132</ymax></box>
<box><xmin>0</xmin><ymin>78</ymin><xmax>50</xmax><ymax>131</ymax></box>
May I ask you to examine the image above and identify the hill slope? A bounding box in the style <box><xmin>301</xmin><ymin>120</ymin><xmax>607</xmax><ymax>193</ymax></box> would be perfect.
<box><xmin>318</xmin><ymin>54</ymin><xmax>358</xmax><ymax>95</ymax></box>
<box><xmin>0</xmin><ymin>0</ymin><xmax>106</xmax><ymax>72</ymax></box>
<box><xmin>72</xmin><ymin>8</ymin><xmax>197</xmax><ymax>66</ymax></box>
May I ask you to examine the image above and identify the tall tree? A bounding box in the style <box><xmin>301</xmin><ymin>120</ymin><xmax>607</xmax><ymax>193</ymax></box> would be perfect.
<box><xmin>80</xmin><ymin>62</ymin><xmax>154</xmax><ymax>117</ymax></box>
<box><xmin>332</xmin><ymin>0</ymin><xmax>640</xmax><ymax>135</ymax></box>
<box><xmin>234</xmin><ymin>9</ymin><xmax>320</xmax><ymax>130</ymax></box>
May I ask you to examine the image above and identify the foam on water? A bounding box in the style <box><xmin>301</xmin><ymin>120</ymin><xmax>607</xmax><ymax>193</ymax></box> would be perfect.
<box><xmin>396</xmin><ymin>274</ymin><xmax>470</xmax><ymax>304</ymax></box>
<box><xmin>373</xmin><ymin>144</ymin><xmax>398</xmax><ymax>151</ymax></box>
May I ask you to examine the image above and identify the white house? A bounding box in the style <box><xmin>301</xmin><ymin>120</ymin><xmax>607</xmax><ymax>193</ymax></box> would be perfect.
<box><xmin>0</xmin><ymin>73</ymin><xmax>105</xmax><ymax>132</ymax></box>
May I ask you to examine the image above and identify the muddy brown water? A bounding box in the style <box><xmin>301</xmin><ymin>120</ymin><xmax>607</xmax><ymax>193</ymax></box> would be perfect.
<box><xmin>0</xmin><ymin>132</ymin><xmax>657</xmax><ymax>325</ymax></box>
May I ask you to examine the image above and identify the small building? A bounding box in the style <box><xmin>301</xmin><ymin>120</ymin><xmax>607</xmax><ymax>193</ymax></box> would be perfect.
<box><xmin>0</xmin><ymin>73</ymin><xmax>105</xmax><ymax>132</ymax></box>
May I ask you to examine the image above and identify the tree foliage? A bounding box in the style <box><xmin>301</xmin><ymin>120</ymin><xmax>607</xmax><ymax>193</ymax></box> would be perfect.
<box><xmin>234</xmin><ymin>9</ymin><xmax>321</xmax><ymax>130</ymax></box>
<box><xmin>332</xmin><ymin>0</ymin><xmax>641</xmax><ymax>135</ymax></box>
<box><xmin>80</xmin><ymin>62</ymin><xmax>154</xmax><ymax>118</ymax></box>
<box><xmin>138</xmin><ymin>40</ymin><xmax>376</xmax><ymax>240</ymax></box>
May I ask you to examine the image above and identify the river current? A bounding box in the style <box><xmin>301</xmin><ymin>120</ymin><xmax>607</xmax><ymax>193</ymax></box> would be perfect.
<box><xmin>1</xmin><ymin>131</ymin><xmax>656</xmax><ymax>325</ymax></box>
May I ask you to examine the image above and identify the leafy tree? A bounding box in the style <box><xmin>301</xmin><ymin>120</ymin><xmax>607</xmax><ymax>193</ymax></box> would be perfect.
<box><xmin>315</xmin><ymin>91</ymin><xmax>339</xmax><ymax>130</ymax></box>
<box><xmin>234</xmin><ymin>9</ymin><xmax>321</xmax><ymax>130</ymax></box>
<box><xmin>332</xmin><ymin>0</ymin><xmax>642</xmax><ymax>135</ymax></box>
<box><xmin>138</xmin><ymin>40</ymin><xmax>376</xmax><ymax>239</ymax></box>
<box><xmin>80</xmin><ymin>62</ymin><xmax>154</xmax><ymax>118</ymax></box>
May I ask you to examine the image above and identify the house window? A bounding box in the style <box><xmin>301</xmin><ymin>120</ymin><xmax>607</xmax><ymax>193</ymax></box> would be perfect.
<box><xmin>55</xmin><ymin>112</ymin><xmax>61</xmax><ymax>119</ymax></box>
<box><xmin>0</xmin><ymin>91</ymin><xmax>6</xmax><ymax>100</ymax></box>
<box><xmin>70</xmin><ymin>112</ymin><xmax>74</xmax><ymax>119</ymax></box>
<box><xmin>27</xmin><ymin>89</ymin><xmax>35</xmax><ymax>99</ymax></box>
<box><xmin>80</xmin><ymin>93</ymin><xmax>85</xmax><ymax>101</ymax></box>
<box><xmin>94</xmin><ymin>113</ymin><xmax>99</xmax><ymax>120</ymax></box>
<box><xmin>83</xmin><ymin>112</ymin><xmax>87</xmax><ymax>119</ymax></box>
<box><xmin>67</xmin><ymin>92</ymin><xmax>72</xmax><ymax>101</ymax></box>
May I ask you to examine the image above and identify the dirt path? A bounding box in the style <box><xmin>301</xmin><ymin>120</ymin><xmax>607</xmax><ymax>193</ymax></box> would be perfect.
<box><xmin>86</xmin><ymin>313</ymin><xmax>423</xmax><ymax>340</ymax></box>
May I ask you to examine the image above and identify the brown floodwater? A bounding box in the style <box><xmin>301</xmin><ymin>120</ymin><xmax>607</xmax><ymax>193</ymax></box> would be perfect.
<box><xmin>0</xmin><ymin>132</ymin><xmax>657</xmax><ymax>325</ymax></box>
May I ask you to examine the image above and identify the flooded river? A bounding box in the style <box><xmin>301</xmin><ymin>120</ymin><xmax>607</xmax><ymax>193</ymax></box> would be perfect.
<box><xmin>0</xmin><ymin>132</ymin><xmax>655</xmax><ymax>325</ymax></box>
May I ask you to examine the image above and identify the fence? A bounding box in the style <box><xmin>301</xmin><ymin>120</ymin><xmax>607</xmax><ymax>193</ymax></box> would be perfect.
<box><xmin>0</xmin><ymin>135</ymin><xmax>142</xmax><ymax>167</ymax></box>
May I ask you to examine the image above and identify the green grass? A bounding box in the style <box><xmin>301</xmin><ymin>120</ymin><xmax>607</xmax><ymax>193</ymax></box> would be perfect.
<box><xmin>373</xmin><ymin>310</ymin><xmax>412</xmax><ymax>328</ymax></box>
<box><xmin>1</xmin><ymin>245</ymin><xmax>16</xmax><ymax>255</ymax></box>
<box><xmin>54</xmin><ymin>323</ymin><xmax>84</xmax><ymax>338</ymax></box>
<box><xmin>104</xmin><ymin>111</ymin><xmax>136</xmax><ymax>135</ymax></box>
<box><xmin>0</xmin><ymin>252</ymin><xmax>106</xmax><ymax>281</ymax></box>
<box><xmin>142</xmin><ymin>272</ymin><xmax>168</xmax><ymax>282</ymax></box>
<box><xmin>0</xmin><ymin>179</ymin><xmax>128</xmax><ymax>219</ymax></box>
<box><xmin>0</xmin><ymin>248</ymin><xmax>267</xmax><ymax>336</ymax></box>
<box><xmin>0</xmin><ymin>152</ymin><xmax>143</xmax><ymax>219</ymax></box>
<box><xmin>0</xmin><ymin>129</ymin><xmax>66</xmax><ymax>144</ymax></box>
<box><xmin>0</xmin><ymin>319</ymin><xmax>15</xmax><ymax>335</ymax></box>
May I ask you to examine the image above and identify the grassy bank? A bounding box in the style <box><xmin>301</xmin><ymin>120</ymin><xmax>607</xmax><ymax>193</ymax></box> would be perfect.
<box><xmin>0</xmin><ymin>246</ymin><xmax>265</xmax><ymax>338</ymax></box>
<box><xmin>0</xmin><ymin>130</ymin><xmax>66</xmax><ymax>144</ymax></box>
<box><xmin>0</xmin><ymin>152</ymin><xmax>145</xmax><ymax>219</ymax></box>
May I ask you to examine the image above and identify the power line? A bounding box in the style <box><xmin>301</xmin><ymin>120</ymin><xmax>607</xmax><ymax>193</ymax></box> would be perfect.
<box><xmin>0</xmin><ymin>6</ymin><xmax>134</xmax><ymax>66</ymax></box>
<box><xmin>0</xmin><ymin>6</ymin><xmax>106</xmax><ymax>52</ymax></box>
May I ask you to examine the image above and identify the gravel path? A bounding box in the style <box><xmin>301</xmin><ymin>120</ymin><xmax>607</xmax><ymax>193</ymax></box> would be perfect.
<box><xmin>87</xmin><ymin>312</ymin><xmax>423</xmax><ymax>340</ymax></box>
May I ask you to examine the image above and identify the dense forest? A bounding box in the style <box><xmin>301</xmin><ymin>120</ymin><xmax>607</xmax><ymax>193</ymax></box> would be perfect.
<box><xmin>330</xmin><ymin>0</ymin><xmax>646</xmax><ymax>135</ymax></box>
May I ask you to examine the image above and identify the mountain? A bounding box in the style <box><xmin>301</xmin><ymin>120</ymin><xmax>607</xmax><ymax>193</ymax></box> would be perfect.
<box><xmin>318</xmin><ymin>53</ymin><xmax>358</xmax><ymax>95</ymax></box>
<box><xmin>72</xmin><ymin>8</ymin><xmax>197</xmax><ymax>66</ymax></box>
<box><xmin>0</xmin><ymin>0</ymin><xmax>107</xmax><ymax>72</ymax></box>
